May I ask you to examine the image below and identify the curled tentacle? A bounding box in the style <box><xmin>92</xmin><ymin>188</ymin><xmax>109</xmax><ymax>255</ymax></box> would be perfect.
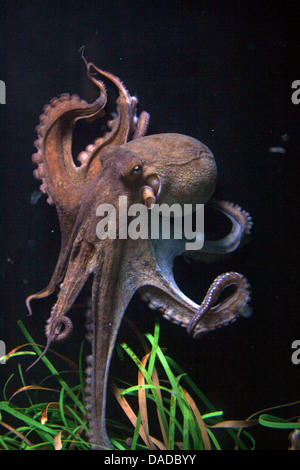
<box><xmin>132</xmin><ymin>110</ymin><xmax>150</xmax><ymax>139</ymax></box>
<box><xmin>25</xmin><ymin>315</ymin><xmax>72</xmax><ymax>372</ymax></box>
<box><xmin>78</xmin><ymin>48</ymin><xmax>150</xmax><ymax>167</ymax></box>
<box><xmin>186</xmin><ymin>199</ymin><xmax>253</xmax><ymax>263</ymax></box>
<box><xmin>187</xmin><ymin>272</ymin><xmax>251</xmax><ymax>337</ymax></box>
<box><xmin>45</xmin><ymin>315</ymin><xmax>73</xmax><ymax>342</ymax></box>
<box><xmin>32</xmin><ymin>86</ymin><xmax>107</xmax><ymax>212</ymax></box>
<box><xmin>26</xmin><ymin>313</ymin><xmax>73</xmax><ymax>371</ymax></box>
<box><xmin>207</xmin><ymin>199</ymin><xmax>253</xmax><ymax>249</ymax></box>
<box><xmin>204</xmin><ymin>199</ymin><xmax>252</xmax><ymax>253</ymax></box>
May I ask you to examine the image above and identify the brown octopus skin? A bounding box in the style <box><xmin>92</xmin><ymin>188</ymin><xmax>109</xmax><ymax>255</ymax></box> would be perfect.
<box><xmin>26</xmin><ymin>54</ymin><xmax>252</xmax><ymax>449</ymax></box>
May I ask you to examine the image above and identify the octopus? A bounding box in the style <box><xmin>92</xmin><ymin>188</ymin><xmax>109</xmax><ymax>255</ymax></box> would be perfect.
<box><xmin>26</xmin><ymin>50</ymin><xmax>252</xmax><ymax>449</ymax></box>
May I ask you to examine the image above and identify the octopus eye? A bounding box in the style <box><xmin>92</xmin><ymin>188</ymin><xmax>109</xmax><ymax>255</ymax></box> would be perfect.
<box><xmin>132</xmin><ymin>164</ymin><xmax>142</xmax><ymax>176</ymax></box>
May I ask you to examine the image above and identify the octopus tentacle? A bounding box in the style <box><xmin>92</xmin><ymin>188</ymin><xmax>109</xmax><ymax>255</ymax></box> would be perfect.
<box><xmin>26</xmin><ymin>314</ymin><xmax>73</xmax><ymax>371</ymax></box>
<box><xmin>186</xmin><ymin>198</ymin><xmax>252</xmax><ymax>263</ymax></box>
<box><xmin>83</xmin><ymin>240</ymin><xmax>129</xmax><ymax>450</ymax></box>
<box><xmin>77</xmin><ymin>49</ymin><xmax>149</xmax><ymax>170</ymax></box>
<box><xmin>26</xmin><ymin>234</ymin><xmax>95</xmax><ymax>371</ymax></box>
<box><xmin>132</xmin><ymin>110</ymin><xmax>151</xmax><ymax>139</ymax></box>
<box><xmin>26</xmin><ymin>286</ymin><xmax>56</xmax><ymax>317</ymax></box>
<box><xmin>135</xmin><ymin>232</ymin><xmax>251</xmax><ymax>339</ymax></box>
<box><xmin>206</xmin><ymin>198</ymin><xmax>252</xmax><ymax>252</ymax></box>
<box><xmin>45</xmin><ymin>240</ymin><xmax>93</xmax><ymax>332</ymax></box>
<box><xmin>139</xmin><ymin>271</ymin><xmax>250</xmax><ymax>338</ymax></box>
<box><xmin>208</xmin><ymin>198</ymin><xmax>253</xmax><ymax>249</ymax></box>
<box><xmin>25</xmin><ymin>236</ymin><xmax>72</xmax><ymax>315</ymax></box>
<box><xmin>45</xmin><ymin>314</ymin><xmax>73</xmax><ymax>342</ymax></box>
<box><xmin>32</xmin><ymin>88</ymin><xmax>107</xmax><ymax>212</ymax></box>
<box><xmin>187</xmin><ymin>272</ymin><xmax>251</xmax><ymax>337</ymax></box>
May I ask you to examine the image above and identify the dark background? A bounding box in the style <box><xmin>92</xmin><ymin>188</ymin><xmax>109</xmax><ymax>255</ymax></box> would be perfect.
<box><xmin>0</xmin><ymin>0</ymin><xmax>299</xmax><ymax>450</ymax></box>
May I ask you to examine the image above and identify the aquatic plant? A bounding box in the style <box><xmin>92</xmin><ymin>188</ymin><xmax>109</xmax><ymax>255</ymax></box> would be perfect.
<box><xmin>0</xmin><ymin>319</ymin><xmax>299</xmax><ymax>450</ymax></box>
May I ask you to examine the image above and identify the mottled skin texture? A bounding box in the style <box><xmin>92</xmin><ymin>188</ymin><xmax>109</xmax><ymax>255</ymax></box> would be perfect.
<box><xmin>26</xmin><ymin>53</ymin><xmax>252</xmax><ymax>449</ymax></box>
